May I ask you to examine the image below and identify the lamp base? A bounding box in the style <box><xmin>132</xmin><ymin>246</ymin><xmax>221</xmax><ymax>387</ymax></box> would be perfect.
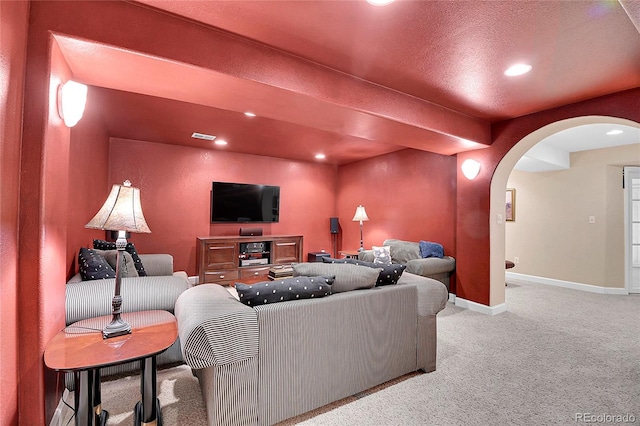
<box><xmin>102</xmin><ymin>315</ymin><xmax>132</xmax><ymax>339</ymax></box>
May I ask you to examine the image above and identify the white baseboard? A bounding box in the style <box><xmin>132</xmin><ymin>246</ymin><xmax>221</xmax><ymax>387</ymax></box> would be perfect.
<box><xmin>506</xmin><ymin>272</ymin><xmax>628</xmax><ymax>295</ymax></box>
<box><xmin>448</xmin><ymin>293</ymin><xmax>456</xmax><ymax>303</ymax></box>
<box><xmin>454</xmin><ymin>297</ymin><xmax>507</xmax><ymax>315</ymax></box>
<box><xmin>188</xmin><ymin>275</ymin><xmax>199</xmax><ymax>285</ymax></box>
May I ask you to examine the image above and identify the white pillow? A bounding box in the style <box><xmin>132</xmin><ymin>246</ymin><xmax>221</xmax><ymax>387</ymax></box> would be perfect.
<box><xmin>372</xmin><ymin>245</ymin><xmax>392</xmax><ymax>265</ymax></box>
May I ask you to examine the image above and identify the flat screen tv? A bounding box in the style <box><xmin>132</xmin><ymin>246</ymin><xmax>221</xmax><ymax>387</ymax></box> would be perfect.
<box><xmin>211</xmin><ymin>182</ymin><xmax>280</xmax><ymax>223</ymax></box>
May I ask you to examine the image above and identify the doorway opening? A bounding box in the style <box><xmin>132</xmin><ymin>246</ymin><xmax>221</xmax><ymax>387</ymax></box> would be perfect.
<box><xmin>490</xmin><ymin>116</ymin><xmax>640</xmax><ymax>307</ymax></box>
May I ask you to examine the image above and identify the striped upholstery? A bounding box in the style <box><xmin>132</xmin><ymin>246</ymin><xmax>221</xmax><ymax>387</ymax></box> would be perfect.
<box><xmin>256</xmin><ymin>286</ymin><xmax>417</xmax><ymax>426</ymax></box>
<box><xmin>397</xmin><ymin>272</ymin><xmax>448</xmax><ymax>315</ymax></box>
<box><xmin>195</xmin><ymin>359</ymin><xmax>259</xmax><ymax>426</ymax></box>
<box><xmin>65</xmin><ymin>274</ymin><xmax>190</xmax><ymax>324</ymax></box>
<box><xmin>175</xmin><ymin>284</ymin><xmax>258</xmax><ymax>369</ymax></box>
<box><xmin>417</xmin><ymin>314</ymin><xmax>437</xmax><ymax>372</ymax></box>
<box><xmin>64</xmin><ymin>253</ymin><xmax>191</xmax><ymax>389</ymax></box>
<box><xmin>177</xmin><ymin>285</ymin><xmax>259</xmax><ymax>426</ymax></box>
<box><xmin>177</xmin><ymin>276</ymin><xmax>447</xmax><ymax>426</ymax></box>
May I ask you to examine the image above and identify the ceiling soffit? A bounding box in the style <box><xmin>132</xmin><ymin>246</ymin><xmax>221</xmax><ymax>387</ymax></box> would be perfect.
<box><xmin>53</xmin><ymin>30</ymin><xmax>490</xmax><ymax>159</ymax></box>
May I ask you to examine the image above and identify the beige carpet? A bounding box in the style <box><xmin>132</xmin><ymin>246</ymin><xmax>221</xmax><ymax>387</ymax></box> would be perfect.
<box><xmin>60</xmin><ymin>364</ymin><xmax>208</xmax><ymax>425</ymax></box>
<box><xmin>59</xmin><ymin>364</ymin><xmax>418</xmax><ymax>425</ymax></box>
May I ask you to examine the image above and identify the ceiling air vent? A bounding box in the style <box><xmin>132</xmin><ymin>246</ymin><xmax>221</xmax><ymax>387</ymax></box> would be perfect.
<box><xmin>191</xmin><ymin>132</ymin><xmax>216</xmax><ymax>141</ymax></box>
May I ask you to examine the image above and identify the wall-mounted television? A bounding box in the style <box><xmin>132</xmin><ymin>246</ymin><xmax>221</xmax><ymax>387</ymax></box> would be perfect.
<box><xmin>211</xmin><ymin>182</ymin><xmax>280</xmax><ymax>223</ymax></box>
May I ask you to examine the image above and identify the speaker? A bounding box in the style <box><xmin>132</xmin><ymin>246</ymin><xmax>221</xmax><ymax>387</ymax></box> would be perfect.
<box><xmin>330</xmin><ymin>217</ymin><xmax>339</xmax><ymax>234</ymax></box>
<box><xmin>239</xmin><ymin>227</ymin><xmax>263</xmax><ymax>236</ymax></box>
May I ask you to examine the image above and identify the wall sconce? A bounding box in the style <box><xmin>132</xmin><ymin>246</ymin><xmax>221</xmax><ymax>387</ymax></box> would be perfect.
<box><xmin>461</xmin><ymin>159</ymin><xmax>481</xmax><ymax>180</ymax></box>
<box><xmin>57</xmin><ymin>80</ymin><xmax>87</xmax><ymax>127</ymax></box>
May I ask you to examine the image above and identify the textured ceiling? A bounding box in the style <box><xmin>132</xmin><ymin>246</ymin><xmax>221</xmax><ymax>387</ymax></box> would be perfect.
<box><xmin>61</xmin><ymin>0</ymin><xmax>640</xmax><ymax>164</ymax></box>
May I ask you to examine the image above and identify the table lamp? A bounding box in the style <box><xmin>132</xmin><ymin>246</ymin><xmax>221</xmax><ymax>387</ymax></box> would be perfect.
<box><xmin>352</xmin><ymin>205</ymin><xmax>369</xmax><ymax>252</ymax></box>
<box><xmin>85</xmin><ymin>180</ymin><xmax>151</xmax><ymax>339</ymax></box>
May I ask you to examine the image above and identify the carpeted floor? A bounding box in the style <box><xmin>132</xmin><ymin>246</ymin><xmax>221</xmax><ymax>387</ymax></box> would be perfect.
<box><xmin>59</xmin><ymin>279</ymin><xmax>639</xmax><ymax>425</ymax></box>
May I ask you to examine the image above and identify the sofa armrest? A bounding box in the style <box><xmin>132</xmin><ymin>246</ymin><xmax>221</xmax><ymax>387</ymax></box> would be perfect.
<box><xmin>397</xmin><ymin>272</ymin><xmax>448</xmax><ymax>316</ymax></box>
<box><xmin>139</xmin><ymin>253</ymin><xmax>174</xmax><ymax>276</ymax></box>
<box><xmin>175</xmin><ymin>285</ymin><xmax>258</xmax><ymax>369</ymax></box>
<box><xmin>65</xmin><ymin>274</ymin><xmax>190</xmax><ymax>325</ymax></box>
<box><xmin>405</xmin><ymin>256</ymin><xmax>455</xmax><ymax>276</ymax></box>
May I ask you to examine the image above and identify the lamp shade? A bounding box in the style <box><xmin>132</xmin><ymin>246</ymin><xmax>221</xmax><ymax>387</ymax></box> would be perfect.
<box><xmin>352</xmin><ymin>205</ymin><xmax>369</xmax><ymax>222</ymax></box>
<box><xmin>85</xmin><ymin>180</ymin><xmax>151</xmax><ymax>233</ymax></box>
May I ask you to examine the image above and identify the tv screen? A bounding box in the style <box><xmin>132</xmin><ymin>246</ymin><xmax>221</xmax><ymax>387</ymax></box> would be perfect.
<box><xmin>211</xmin><ymin>182</ymin><xmax>280</xmax><ymax>223</ymax></box>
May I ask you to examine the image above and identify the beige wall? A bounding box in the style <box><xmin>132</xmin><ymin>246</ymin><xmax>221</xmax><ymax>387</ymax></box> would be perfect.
<box><xmin>506</xmin><ymin>144</ymin><xmax>640</xmax><ymax>288</ymax></box>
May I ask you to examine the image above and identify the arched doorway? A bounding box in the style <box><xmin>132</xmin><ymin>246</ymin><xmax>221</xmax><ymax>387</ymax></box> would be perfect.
<box><xmin>489</xmin><ymin>116</ymin><xmax>640</xmax><ymax>308</ymax></box>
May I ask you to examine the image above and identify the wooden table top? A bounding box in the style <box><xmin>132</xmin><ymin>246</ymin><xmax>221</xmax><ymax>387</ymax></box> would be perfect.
<box><xmin>44</xmin><ymin>310</ymin><xmax>177</xmax><ymax>372</ymax></box>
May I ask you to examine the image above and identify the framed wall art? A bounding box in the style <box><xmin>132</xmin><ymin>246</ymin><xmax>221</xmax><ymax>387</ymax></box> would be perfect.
<box><xmin>506</xmin><ymin>188</ymin><xmax>515</xmax><ymax>221</ymax></box>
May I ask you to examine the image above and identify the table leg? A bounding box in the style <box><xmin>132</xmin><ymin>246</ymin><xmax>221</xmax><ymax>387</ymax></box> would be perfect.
<box><xmin>93</xmin><ymin>369</ymin><xmax>109</xmax><ymax>426</ymax></box>
<box><xmin>74</xmin><ymin>370</ymin><xmax>94</xmax><ymax>426</ymax></box>
<box><xmin>134</xmin><ymin>356</ymin><xmax>162</xmax><ymax>426</ymax></box>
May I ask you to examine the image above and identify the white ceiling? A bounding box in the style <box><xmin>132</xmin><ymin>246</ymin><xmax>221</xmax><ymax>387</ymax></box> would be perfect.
<box><xmin>514</xmin><ymin>124</ymin><xmax>640</xmax><ymax>172</ymax></box>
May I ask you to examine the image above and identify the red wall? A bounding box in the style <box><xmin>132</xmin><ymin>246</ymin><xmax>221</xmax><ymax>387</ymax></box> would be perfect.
<box><xmin>109</xmin><ymin>139</ymin><xmax>338</xmax><ymax>276</ymax></box>
<box><xmin>0</xmin><ymin>2</ymin><xmax>29</xmax><ymax>425</ymax></box>
<box><xmin>67</xmin><ymin>87</ymin><xmax>112</xmax><ymax>278</ymax></box>
<box><xmin>18</xmin><ymin>31</ymin><xmax>74</xmax><ymax>424</ymax></box>
<box><xmin>12</xmin><ymin>0</ymin><xmax>640</xmax><ymax>423</ymax></box>
<box><xmin>337</xmin><ymin>149</ymin><xmax>457</xmax><ymax>257</ymax></box>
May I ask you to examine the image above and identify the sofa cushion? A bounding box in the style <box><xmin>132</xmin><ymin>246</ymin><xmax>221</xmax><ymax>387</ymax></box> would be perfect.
<box><xmin>293</xmin><ymin>262</ymin><xmax>379</xmax><ymax>293</ymax></box>
<box><xmin>322</xmin><ymin>257</ymin><xmax>406</xmax><ymax>286</ymax></box>
<box><xmin>235</xmin><ymin>276</ymin><xmax>333</xmax><ymax>306</ymax></box>
<box><xmin>418</xmin><ymin>240</ymin><xmax>444</xmax><ymax>258</ymax></box>
<box><xmin>93</xmin><ymin>249</ymin><xmax>139</xmax><ymax>278</ymax></box>
<box><xmin>78</xmin><ymin>247</ymin><xmax>116</xmax><ymax>280</ymax></box>
<box><xmin>94</xmin><ymin>239</ymin><xmax>147</xmax><ymax>276</ymax></box>
<box><xmin>382</xmin><ymin>239</ymin><xmax>422</xmax><ymax>264</ymax></box>
<box><xmin>372</xmin><ymin>245</ymin><xmax>392</xmax><ymax>265</ymax></box>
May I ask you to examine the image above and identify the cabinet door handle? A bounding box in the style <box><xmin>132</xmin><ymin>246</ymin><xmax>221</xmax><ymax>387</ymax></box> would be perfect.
<box><xmin>254</xmin><ymin>272</ymin><xmax>259</xmax><ymax>275</ymax></box>
<box><xmin>219</xmin><ymin>275</ymin><xmax>225</xmax><ymax>279</ymax></box>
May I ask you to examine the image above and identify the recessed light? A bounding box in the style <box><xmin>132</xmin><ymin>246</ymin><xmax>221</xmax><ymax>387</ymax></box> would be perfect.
<box><xmin>367</xmin><ymin>0</ymin><xmax>395</xmax><ymax>5</ymax></box>
<box><xmin>606</xmin><ymin>129</ymin><xmax>623</xmax><ymax>135</ymax></box>
<box><xmin>504</xmin><ymin>63</ymin><xmax>532</xmax><ymax>77</ymax></box>
<box><xmin>191</xmin><ymin>132</ymin><xmax>216</xmax><ymax>141</ymax></box>
<box><xmin>315</xmin><ymin>153</ymin><xmax>326</xmax><ymax>160</ymax></box>
<box><xmin>215</xmin><ymin>139</ymin><xmax>228</xmax><ymax>146</ymax></box>
<box><xmin>244</xmin><ymin>112</ymin><xmax>256</xmax><ymax>117</ymax></box>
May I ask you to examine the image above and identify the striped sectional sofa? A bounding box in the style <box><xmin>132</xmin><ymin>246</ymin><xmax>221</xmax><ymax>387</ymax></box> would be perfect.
<box><xmin>175</xmin><ymin>270</ymin><xmax>448</xmax><ymax>426</ymax></box>
<box><xmin>65</xmin><ymin>253</ymin><xmax>191</xmax><ymax>386</ymax></box>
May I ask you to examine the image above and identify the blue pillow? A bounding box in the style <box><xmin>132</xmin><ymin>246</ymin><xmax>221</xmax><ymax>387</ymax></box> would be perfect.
<box><xmin>419</xmin><ymin>241</ymin><xmax>444</xmax><ymax>258</ymax></box>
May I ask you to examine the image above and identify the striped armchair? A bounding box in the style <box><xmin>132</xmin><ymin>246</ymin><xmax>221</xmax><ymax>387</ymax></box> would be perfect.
<box><xmin>64</xmin><ymin>253</ymin><xmax>191</xmax><ymax>387</ymax></box>
<box><xmin>176</xmin><ymin>272</ymin><xmax>448</xmax><ymax>426</ymax></box>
